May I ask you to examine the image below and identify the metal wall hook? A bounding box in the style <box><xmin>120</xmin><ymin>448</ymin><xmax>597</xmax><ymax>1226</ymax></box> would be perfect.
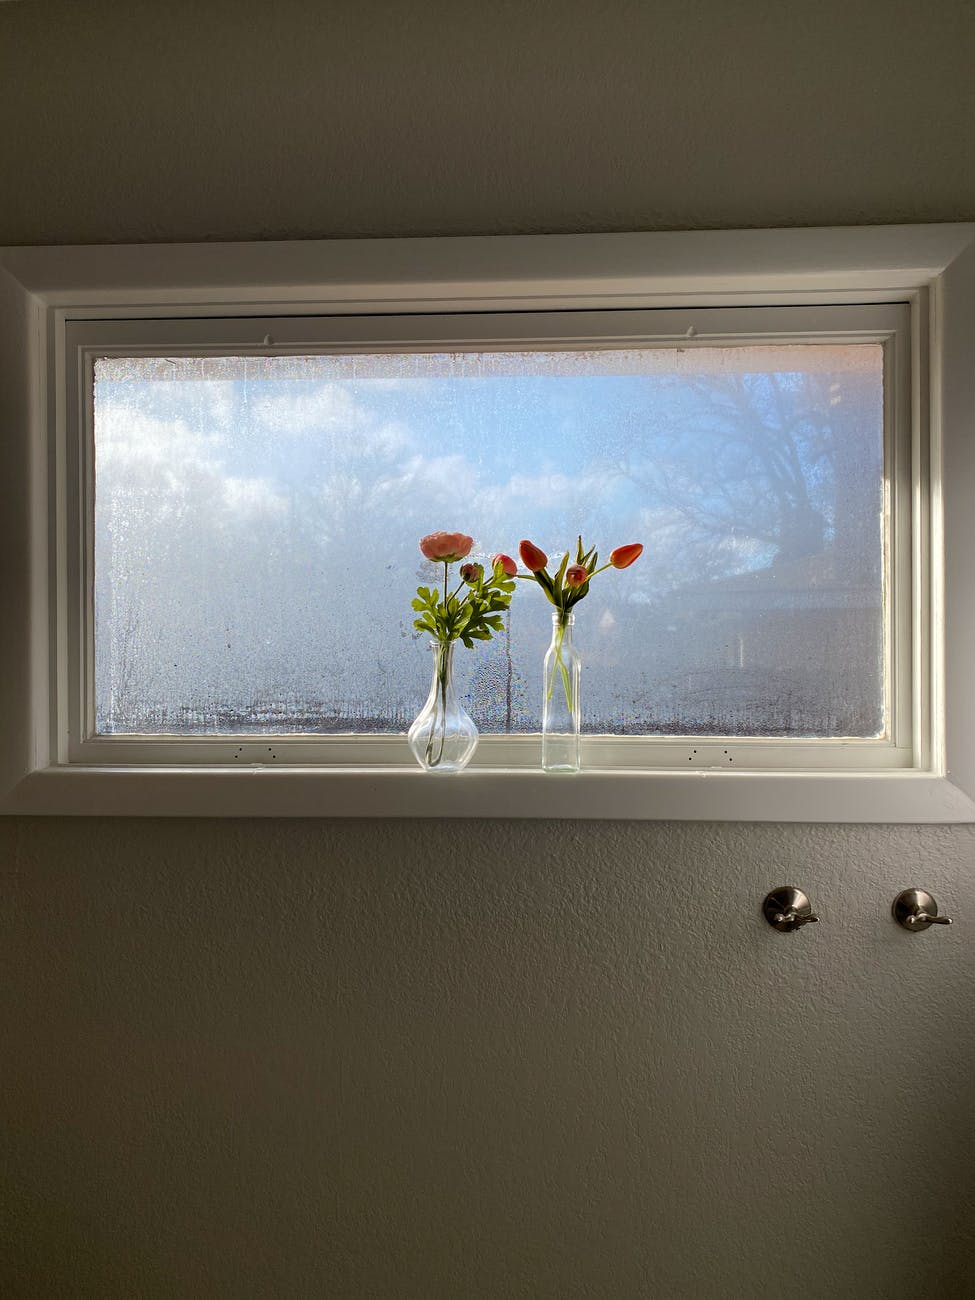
<box><xmin>763</xmin><ymin>886</ymin><xmax>820</xmax><ymax>932</ymax></box>
<box><xmin>892</xmin><ymin>889</ymin><xmax>953</xmax><ymax>932</ymax></box>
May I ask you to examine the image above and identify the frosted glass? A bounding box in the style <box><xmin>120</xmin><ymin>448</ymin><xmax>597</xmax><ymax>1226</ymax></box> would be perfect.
<box><xmin>93</xmin><ymin>346</ymin><xmax>884</xmax><ymax>737</ymax></box>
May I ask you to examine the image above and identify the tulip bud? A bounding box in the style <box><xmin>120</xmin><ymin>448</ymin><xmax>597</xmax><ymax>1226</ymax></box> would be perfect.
<box><xmin>565</xmin><ymin>564</ymin><xmax>588</xmax><ymax>588</ymax></box>
<box><xmin>609</xmin><ymin>543</ymin><xmax>643</xmax><ymax>569</ymax></box>
<box><xmin>519</xmin><ymin>539</ymin><xmax>548</xmax><ymax>572</ymax></box>
<box><xmin>492</xmin><ymin>553</ymin><xmax>518</xmax><ymax>578</ymax></box>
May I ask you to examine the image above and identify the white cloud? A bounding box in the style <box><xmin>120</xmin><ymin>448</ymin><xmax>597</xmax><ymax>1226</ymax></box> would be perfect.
<box><xmin>252</xmin><ymin>383</ymin><xmax>358</xmax><ymax>435</ymax></box>
<box><xmin>222</xmin><ymin>476</ymin><xmax>289</xmax><ymax>518</ymax></box>
<box><xmin>95</xmin><ymin>405</ymin><xmax>225</xmax><ymax>476</ymax></box>
<box><xmin>251</xmin><ymin>385</ymin><xmax>417</xmax><ymax>468</ymax></box>
<box><xmin>197</xmin><ymin>380</ymin><xmax>238</xmax><ymax>432</ymax></box>
<box><xmin>480</xmin><ymin>465</ymin><xmax>623</xmax><ymax>512</ymax></box>
<box><xmin>368</xmin><ymin>420</ymin><xmax>413</xmax><ymax>458</ymax></box>
<box><xmin>97</xmin><ymin>404</ymin><xmax>289</xmax><ymax>528</ymax></box>
<box><xmin>369</xmin><ymin>452</ymin><xmax>481</xmax><ymax>506</ymax></box>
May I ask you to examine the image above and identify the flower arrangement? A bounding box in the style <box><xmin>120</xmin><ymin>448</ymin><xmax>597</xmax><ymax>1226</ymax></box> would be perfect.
<box><xmin>407</xmin><ymin>530</ymin><xmax>642</xmax><ymax>774</ymax></box>
<box><xmin>517</xmin><ymin>537</ymin><xmax>643</xmax><ymax>618</ymax></box>
<box><xmin>411</xmin><ymin>532</ymin><xmax>516</xmax><ymax>647</ymax></box>
<box><xmin>408</xmin><ymin>531</ymin><xmax>516</xmax><ymax>773</ymax></box>
<box><xmin>517</xmin><ymin>537</ymin><xmax>643</xmax><ymax>769</ymax></box>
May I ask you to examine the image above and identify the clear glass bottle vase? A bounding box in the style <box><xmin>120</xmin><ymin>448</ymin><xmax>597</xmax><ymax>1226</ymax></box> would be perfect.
<box><xmin>542</xmin><ymin>612</ymin><xmax>581</xmax><ymax>773</ymax></box>
<box><xmin>408</xmin><ymin>640</ymin><xmax>479</xmax><ymax>773</ymax></box>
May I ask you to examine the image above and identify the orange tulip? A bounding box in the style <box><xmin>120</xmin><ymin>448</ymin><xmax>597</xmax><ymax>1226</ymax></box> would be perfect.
<box><xmin>609</xmin><ymin>543</ymin><xmax>643</xmax><ymax>569</ymax></box>
<box><xmin>565</xmin><ymin>564</ymin><xmax>589</xmax><ymax>587</ymax></box>
<box><xmin>519</xmin><ymin>539</ymin><xmax>548</xmax><ymax>572</ymax></box>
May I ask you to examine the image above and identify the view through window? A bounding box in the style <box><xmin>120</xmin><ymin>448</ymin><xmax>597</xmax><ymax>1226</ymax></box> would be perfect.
<box><xmin>93</xmin><ymin>345</ymin><xmax>884</xmax><ymax>738</ymax></box>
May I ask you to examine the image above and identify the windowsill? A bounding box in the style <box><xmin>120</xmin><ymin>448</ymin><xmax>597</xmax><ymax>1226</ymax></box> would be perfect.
<box><xmin>3</xmin><ymin>764</ymin><xmax>973</xmax><ymax>821</ymax></box>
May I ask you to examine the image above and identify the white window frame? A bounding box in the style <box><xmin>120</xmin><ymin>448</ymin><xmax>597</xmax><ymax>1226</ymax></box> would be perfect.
<box><xmin>69</xmin><ymin>304</ymin><xmax>908</xmax><ymax>770</ymax></box>
<box><xmin>1</xmin><ymin>224</ymin><xmax>974</xmax><ymax>820</ymax></box>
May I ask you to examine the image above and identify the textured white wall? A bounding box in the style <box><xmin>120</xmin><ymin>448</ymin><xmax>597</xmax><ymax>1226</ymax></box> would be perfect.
<box><xmin>5</xmin><ymin>819</ymin><xmax>975</xmax><ymax>1297</ymax></box>
<box><xmin>2</xmin><ymin>1</ymin><xmax>975</xmax><ymax>1296</ymax></box>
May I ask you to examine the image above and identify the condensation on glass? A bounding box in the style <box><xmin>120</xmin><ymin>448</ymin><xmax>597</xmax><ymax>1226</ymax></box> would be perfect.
<box><xmin>93</xmin><ymin>346</ymin><xmax>885</xmax><ymax>738</ymax></box>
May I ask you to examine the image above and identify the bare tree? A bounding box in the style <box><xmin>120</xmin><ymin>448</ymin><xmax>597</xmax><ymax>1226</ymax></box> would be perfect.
<box><xmin>609</xmin><ymin>369</ymin><xmax>861</xmax><ymax>582</ymax></box>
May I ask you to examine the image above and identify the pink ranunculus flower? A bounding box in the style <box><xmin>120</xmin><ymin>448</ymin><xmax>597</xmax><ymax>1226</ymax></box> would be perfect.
<box><xmin>565</xmin><ymin>564</ymin><xmax>589</xmax><ymax>588</ymax></box>
<box><xmin>460</xmin><ymin>562</ymin><xmax>482</xmax><ymax>583</ymax></box>
<box><xmin>419</xmin><ymin>531</ymin><xmax>474</xmax><ymax>563</ymax></box>
<box><xmin>492</xmin><ymin>553</ymin><xmax>518</xmax><ymax>578</ymax></box>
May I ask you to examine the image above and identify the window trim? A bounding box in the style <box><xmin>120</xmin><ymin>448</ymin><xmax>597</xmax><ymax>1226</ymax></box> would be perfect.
<box><xmin>1</xmin><ymin>223</ymin><xmax>974</xmax><ymax>820</ymax></box>
<box><xmin>70</xmin><ymin>304</ymin><xmax>905</xmax><ymax>771</ymax></box>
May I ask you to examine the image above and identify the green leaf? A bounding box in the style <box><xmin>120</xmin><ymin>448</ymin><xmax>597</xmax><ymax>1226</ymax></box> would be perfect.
<box><xmin>566</xmin><ymin>579</ymin><xmax>591</xmax><ymax>609</ymax></box>
<box><xmin>555</xmin><ymin>551</ymin><xmax>569</xmax><ymax>594</ymax></box>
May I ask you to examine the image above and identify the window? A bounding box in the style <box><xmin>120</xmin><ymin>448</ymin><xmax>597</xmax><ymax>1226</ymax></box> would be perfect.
<box><xmin>73</xmin><ymin>306</ymin><xmax>903</xmax><ymax>772</ymax></box>
<box><xmin>3</xmin><ymin>226</ymin><xmax>975</xmax><ymax>818</ymax></box>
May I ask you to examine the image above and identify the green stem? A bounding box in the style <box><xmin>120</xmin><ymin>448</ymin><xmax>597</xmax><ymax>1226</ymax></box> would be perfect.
<box><xmin>424</xmin><ymin>641</ymin><xmax>451</xmax><ymax>767</ymax></box>
<box><xmin>546</xmin><ymin>614</ymin><xmax>574</xmax><ymax>714</ymax></box>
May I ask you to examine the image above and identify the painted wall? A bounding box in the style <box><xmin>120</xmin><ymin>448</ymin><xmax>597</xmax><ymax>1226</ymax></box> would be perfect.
<box><xmin>2</xmin><ymin>2</ymin><xmax>974</xmax><ymax>1297</ymax></box>
<box><xmin>2</xmin><ymin>0</ymin><xmax>974</xmax><ymax>245</ymax></box>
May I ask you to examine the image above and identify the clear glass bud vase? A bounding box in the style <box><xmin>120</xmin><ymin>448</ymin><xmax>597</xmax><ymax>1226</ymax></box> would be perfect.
<box><xmin>542</xmin><ymin>612</ymin><xmax>581</xmax><ymax>773</ymax></box>
<box><xmin>408</xmin><ymin>640</ymin><xmax>479</xmax><ymax>773</ymax></box>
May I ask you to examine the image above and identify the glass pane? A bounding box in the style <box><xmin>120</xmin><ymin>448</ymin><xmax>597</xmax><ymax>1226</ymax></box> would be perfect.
<box><xmin>93</xmin><ymin>344</ymin><xmax>884</xmax><ymax>737</ymax></box>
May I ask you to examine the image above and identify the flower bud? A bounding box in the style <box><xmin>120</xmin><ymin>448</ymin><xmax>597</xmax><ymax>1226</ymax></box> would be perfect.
<box><xmin>519</xmin><ymin>539</ymin><xmax>548</xmax><ymax>572</ymax></box>
<box><xmin>459</xmin><ymin>562</ymin><xmax>481</xmax><ymax>584</ymax></box>
<box><xmin>609</xmin><ymin>543</ymin><xmax>643</xmax><ymax>569</ymax></box>
<box><xmin>492</xmin><ymin>553</ymin><xmax>518</xmax><ymax>578</ymax></box>
<box><xmin>565</xmin><ymin>564</ymin><xmax>589</xmax><ymax>588</ymax></box>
